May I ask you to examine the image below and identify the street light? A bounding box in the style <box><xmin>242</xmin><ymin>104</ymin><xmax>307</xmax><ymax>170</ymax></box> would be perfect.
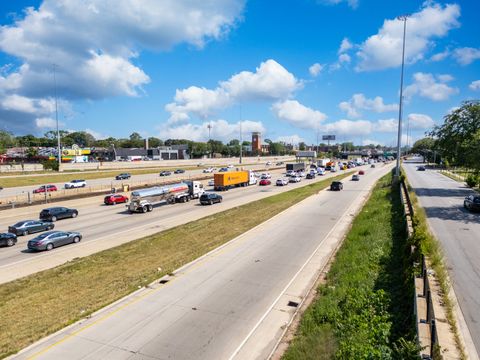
<box><xmin>395</xmin><ymin>15</ymin><xmax>409</xmax><ymax>178</ymax></box>
<box><xmin>53</xmin><ymin>64</ymin><xmax>61</xmax><ymax>171</ymax></box>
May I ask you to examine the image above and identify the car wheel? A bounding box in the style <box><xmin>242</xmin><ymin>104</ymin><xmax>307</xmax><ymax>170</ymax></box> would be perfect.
<box><xmin>48</xmin><ymin>225</ymin><xmax>54</xmax><ymax>230</ymax></box>
<box><xmin>72</xmin><ymin>212</ymin><xmax>78</xmax><ymax>218</ymax></box>
<box><xmin>464</xmin><ymin>202</ymin><xmax>467</xmax><ymax>209</ymax></box>
<box><xmin>23</xmin><ymin>230</ymin><xmax>29</xmax><ymax>236</ymax></box>
<box><xmin>210</xmin><ymin>200</ymin><xmax>213</xmax><ymax>205</ymax></box>
<box><xmin>7</xmin><ymin>239</ymin><xmax>14</xmax><ymax>247</ymax></box>
<box><xmin>219</xmin><ymin>198</ymin><xmax>222</xmax><ymax>203</ymax></box>
<box><xmin>73</xmin><ymin>236</ymin><xmax>80</xmax><ymax>243</ymax></box>
<box><xmin>82</xmin><ymin>184</ymin><xmax>86</xmax><ymax>187</ymax></box>
<box><xmin>51</xmin><ymin>216</ymin><xmax>57</xmax><ymax>222</ymax></box>
<box><xmin>46</xmin><ymin>243</ymin><xmax>54</xmax><ymax>251</ymax></box>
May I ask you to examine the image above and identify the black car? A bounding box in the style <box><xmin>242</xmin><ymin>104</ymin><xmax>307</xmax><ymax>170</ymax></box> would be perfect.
<box><xmin>306</xmin><ymin>173</ymin><xmax>316</xmax><ymax>179</ymax></box>
<box><xmin>276</xmin><ymin>162</ymin><xmax>284</xmax><ymax>166</ymax></box>
<box><xmin>352</xmin><ymin>175</ymin><xmax>360</xmax><ymax>181</ymax></box>
<box><xmin>200</xmin><ymin>193</ymin><xmax>223</xmax><ymax>205</ymax></box>
<box><xmin>8</xmin><ymin>220</ymin><xmax>54</xmax><ymax>236</ymax></box>
<box><xmin>417</xmin><ymin>166</ymin><xmax>426</xmax><ymax>171</ymax></box>
<box><xmin>0</xmin><ymin>233</ymin><xmax>17</xmax><ymax>247</ymax></box>
<box><xmin>39</xmin><ymin>207</ymin><xmax>78</xmax><ymax>222</ymax></box>
<box><xmin>160</xmin><ymin>171</ymin><xmax>172</xmax><ymax>176</ymax></box>
<box><xmin>115</xmin><ymin>173</ymin><xmax>131</xmax><ymax>180</ymax></box>
<box><xmin>174</xmin><ymin>169</ymin><xmax>185</xmax><ymax>174</ymax></box>
<box><xmin>464</xmin><ymin>195</ymin><xmax>480</xmax><ymax>212</ymax></box>
<box><xmin>330</xmin><ymin>181</ymin><xmax>343</xmax><ymax>191</ymax></box>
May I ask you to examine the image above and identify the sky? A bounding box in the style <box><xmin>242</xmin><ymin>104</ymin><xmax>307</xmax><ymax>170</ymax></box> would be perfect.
<box><xmin>0</xmin><ymin>0</ymin><xmax>479</xmax><ymax>147</ymax></box>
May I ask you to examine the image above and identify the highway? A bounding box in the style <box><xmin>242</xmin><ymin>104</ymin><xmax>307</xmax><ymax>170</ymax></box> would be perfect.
<box><xmin>12</xmin><ymin>163</ymin><xmax>392</xmax><ymax>360</ymax></box>
<box><xmin>0</xmin><ymin>166</ymin><xmax>366</xmax><ymax>284</ymax></box>
<box><xmin>403</xmin><ymin>161</ymin><xmax>480</xmax><ymax>359</ymax></box>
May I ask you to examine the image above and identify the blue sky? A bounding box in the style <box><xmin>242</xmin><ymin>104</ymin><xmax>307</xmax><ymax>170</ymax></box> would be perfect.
<box><xmin>0</xmin><ymin>0</ymin><xmax>479</xmax><ymax>146</ymax></box>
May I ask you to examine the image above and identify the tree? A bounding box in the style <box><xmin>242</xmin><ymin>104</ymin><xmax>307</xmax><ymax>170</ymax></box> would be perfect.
<box><xmin>269</xmin><ymin>142</ymin><xmax>286</xmax><ymax>155</ymax></box>
<box><xmin>411</xmin><ymin>137</ymin><xmax>435</xmax><ymax>162</ymax></box>
<box><xmin>63</xmin><ymin>131</ymin><xmax>96</xmax><ymax>147</ymax></box>
<box><xmin>299</xmin><ymin>142</ymin><xmax>306</xmax><ymax>151</ymax></box>
<box><xmin>148</xmin><ymin>137</ymin><xmax>163</xmax><ymax>148</ymax></box>
<box><xmin>430</xmin><ymin>100</ymin><xmax>480</xmax><ymax>171</ymax></box>
<box><xmin>0</xmin><ymin>130</ymin><xmax>15</xmax><ymax>153</ymax></box>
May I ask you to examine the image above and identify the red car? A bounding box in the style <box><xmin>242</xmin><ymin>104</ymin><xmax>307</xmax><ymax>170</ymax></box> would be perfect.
<box><xmin>104</xmin><ymin>194</ymin><xmax>129</xmax><ymax>205</ymax></box>
<box><xmin>259</xmin><ymin>179</ymin><xmax>271</xmax><ymax>186</ymax></box>
<box><xmin>33</xmin><ymin>185</ymin><xmax>58</xmax><ymax>194</ymax></box>
<box><xmin>359</xmin><ymin>170</ymin><xmax>365</xmax><ymax>175</ymax></box>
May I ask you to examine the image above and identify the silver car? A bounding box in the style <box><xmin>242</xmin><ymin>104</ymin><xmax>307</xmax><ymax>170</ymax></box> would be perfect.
<box><xmin>27</xmin><ymin>231</ymin><xmax>82</xmax><ymax>251</ymax></box>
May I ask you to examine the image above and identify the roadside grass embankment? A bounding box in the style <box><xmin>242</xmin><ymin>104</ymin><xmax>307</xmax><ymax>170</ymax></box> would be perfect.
<box><xmin>0</xmin><ymin>172</ymin><xmax>352</xmax><ymax>359</ymax></box>
<box><xmin>283</xmin><ymin>173</ymin><xmax>419</xmax><ymax>360</ymax></box>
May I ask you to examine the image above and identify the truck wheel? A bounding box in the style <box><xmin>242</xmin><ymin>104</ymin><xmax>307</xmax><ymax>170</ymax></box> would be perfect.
<box><xmin>147</xmin><ymin>205</ymin><xmax>153</xmax><ymax>212</ymax></box>
<box><xmin>141</xmin><ymin>206</ymin><xmax>147</xmax><ymax>213</ymax></box>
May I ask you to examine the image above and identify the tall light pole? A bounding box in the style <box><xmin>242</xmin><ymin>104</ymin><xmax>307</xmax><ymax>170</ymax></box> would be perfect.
<box><xmin>395</xmin><ymin>15</ymin><xmax>409</xmax><ymax>178</ymax></box>
<box><xmin>239</xmin><ymin>105</ymin><xmax>243</xmax><ymax>165</ymax></box>
<box><xmin>53</xmin><ymin>64</ymin><xmax>61</xmax><ymax>170</ymax></box>
<box><xmin>207</xmin><ymin>122</ymin><xmax>212</xmax><ymax>158</ymax></box>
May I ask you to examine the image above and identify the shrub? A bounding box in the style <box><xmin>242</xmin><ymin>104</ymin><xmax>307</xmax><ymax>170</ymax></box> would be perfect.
<box><xmin>42</xmin><ymin>159</ymin><xmax>59</xmax><ymax>171</ymax></box>
<box><xmin>465</xmin><ymin>174</ymin><xmax>478</xmax><ymax>188</ymax></box>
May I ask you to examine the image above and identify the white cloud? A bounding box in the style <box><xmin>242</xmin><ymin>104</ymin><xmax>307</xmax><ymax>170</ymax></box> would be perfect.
<box><xmin>362</xmin><ymin>139</ymin><xmax>384</xmax><ymax>146</ymax></box>
<box><xmin>320</xmin><ymin>0</ymin><xmax>359</xmax><ymax>9</ymax></box>
<box><xmin>376</xmin><ymin>118</ymin><xmax>398</xmax><ymax>133</ymax></box>
<box><xmin>469</xmin><ymin>80</ymin><xmax>480</xmax><ymax>91</ymax></box>
<box><xmin>339</xmin><ymin>53</ymin><xmax>351</xmax><ymax>63</ymax></box>
<box><xmin>407</xmin><ymin>113</ymin><xmax>434</xmax><ymax>129</ymax></box>
<box><xmin>355</xmin><ymin>3</ymin><xmax>460</xmax><ymax>71</ymax></box>
<box><xmin>437</xmin><ymin>74</ymin><xmax>454</xmax><ymax>82</ymax></box>
<box><xmin>309</xmin><ymin>63</ymin><xmax>324</xmax><ymax>77</ymax></box>
<box><xmin>430</xmin><ymin>49</ymin><xmax>450</xmax><ymax>62</ymax></box>
<box><xmin>0</xmin><ymin>0</ymin><xmax>245</xmax><ymax>133</ymax></box>
<box><xmin>401</xmin><ymin>133</ymin><xmax>415</xmax><ymax>147</ymax></box>
<box><xmin>158</xmin><ymin>119</ymin><xmax>265</xmax><ymax>143</ymax></box>
<box><xmin>35</xmin><ymin>117</ymin><xmax>60</xmax><ymax>128</ymax></box>
<box><xmin>165</xmin><ymin>59</ymin><xmax>301</xmax><ymax>122</ymax></box>
<box><xmin>321</xmin><ymin>119</ymin><xmax>372</xmax><ymax>136</ymax></box>
<box><xmin>85</xmin><ymin>128</ymin><xmax>109</xmax><ymax>140</ymax></box>
<box><xmin>271</xmin><ymin>100</ymin><xmax>327</xmax><ymax>130</ymax></box>
<box><xmin>339</xmin><ymin>93</ymin><xmax>398</xmax><ymax>118</ymax></box>
<box><xmin>276</xmin><ymin>134</ymin><xmax>305</xmax><ymax>145</ymax></box>
<box><xmin>453</xmin><ymin>47</ymin><xmax>480</xmax><ymax>65</ymax></box>
<box><xmin>338</xmin><ymin>38</ymin><xmax>353</xmax><ymax>54</ymax></box>
<box><xmin>404</xmin><ymin>72</ymin><xmax>458</xmax><ymax>101</ymax></box>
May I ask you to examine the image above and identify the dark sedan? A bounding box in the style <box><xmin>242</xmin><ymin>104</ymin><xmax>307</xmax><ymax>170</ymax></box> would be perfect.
<box><xmin>27</xmin><ymin>231</ymin><xmax>82</xmax><ymax>251</ymax></box>
<box><xmin>39</xmin><ymin>207</ymin><xmax>78</xmax><ymax>222</ymax></box>
<box><xmin>200</xmin><ymin>193</ymin><xmax>223</xmax><ymax>205</ymax></box>
<box><xmin>174</xmin><ymin>169</ymin><xmax>185</xmax><ymax>174</ymax></box>
<box><xmin>0</xmin><ymin>233</ymin><xmax>17</xmax><ymax>247</ymax></box>
<box><xmin>330</xmin><ymin>181</ymin><xmax>344</xmax><ymax>191</ymax></box>
<box><xmin>464</xmin><ymin>195</ymin><xmax>480</xmax><ymax>212</ymax></box>
<box><xmin>8</xmin><ymin>220</ymin><xmax>54</xmax><ymax>236</ymax></box>
<box><xmin>115</xmin><ymin>173</ymin><xmax>131</xmax><ymax>180</ymax></box>
<box><xmin>160</xmin><ymin>171</ymin><xmax>172</xmax><ymax>176</ymax></box>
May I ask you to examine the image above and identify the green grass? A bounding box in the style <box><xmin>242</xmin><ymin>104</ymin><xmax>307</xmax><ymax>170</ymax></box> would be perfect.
<box><xmin>0</xmin><ymin>172</ymin><xmax>352</xmax><ymax>359</ymax></box>
<box><xmin>283</xmin><ymin>173</ymin><xmax>418</xmax><ymax>360</ymax></box>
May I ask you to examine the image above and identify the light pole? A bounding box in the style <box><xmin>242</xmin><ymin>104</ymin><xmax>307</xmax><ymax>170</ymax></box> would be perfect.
<box><xmin>207</xmin><ymin>122</ymin><xmax>212</xmax><ymax>158</ymax></box>
<box><xmin>395</xmin><ymin>15</ymin><xmax>409</xmax><ymax>178</ymax></box>
<box><xmin>239</xmin><ymin>104</ymin><xmax>243</xmax><ymax>164</ymax></box>
<box><xmin>53</xmin><ymin>64</ymin><xmax>61</xmax><ymax>171</ymax></box>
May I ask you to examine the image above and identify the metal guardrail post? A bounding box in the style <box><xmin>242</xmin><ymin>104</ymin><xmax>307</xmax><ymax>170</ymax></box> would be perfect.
<box><xmin>423</xmin><ymin>268</ymin><xmax>428</xmax><ymax>297</ymax></box>
<box><xmin>421</xmin><ymin>254</ymin><xmax>425</xmax><ymax>274</ymax></box>
<box><xmin>426</xmin><ymin>289</ymin><xmax>432</xmax><ymax>324</ymax></box>
<box><xmin>431</xmin><ymin>319</ymin><xmax>437</xmax><ymax>358</ymax></box>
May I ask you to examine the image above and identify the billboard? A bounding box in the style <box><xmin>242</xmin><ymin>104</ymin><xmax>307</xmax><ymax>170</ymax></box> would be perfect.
<box><xmin>296</xmin><ymin>151</ymin><xmax>317</xmax><ymax>158</ymax></box>
<box><xmin>322</xmin><ymin>135</ymin><xmax>336</xmax><ymax>141</ymax></box>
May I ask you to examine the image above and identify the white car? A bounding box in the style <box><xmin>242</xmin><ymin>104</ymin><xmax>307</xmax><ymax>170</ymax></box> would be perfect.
<box><xmin>289</xmin><ymin>176</ymin><xmax>301</xmax><ymax>183</ymax></box>
<box><xmin>227</xmin><ymin>164</ymin><xmax>234</xmax><ymax>168</ymax></box>
<box><xmin>330</xmin><ymin>167</ymin><xmax>337</xmax><ymax>172</ymax></box>
<box><xmin>286</xmin><ymin>170</ymin><xmax>295</xmax><ymax>177</ymax></box>
<box><xmin>276</xmin><ymin>178</ymin><xmax>288</xmax><ymax>186</ymax></box>
<box><xmin>64</xmin><ymin>180</ymin><xmax>86</xmax><ymax>189</ymax></box>
<box><xmin>208</xmin><ymin>179</ymin><xmax>214</xmax><ymax>186</ymax></box>
<box><xmin>317</xmin><ymin>168</ymin><xmax>325</xmax><ymax>175</ymax></box>
<box><xmin>297</xmin><ymin>171</ymin><xmax>306</xmax><ymax>177</ymax></box>
<box><xmin>266</xmin><ymin>161</ymin><xmax>272</xmax><ymax>166</ymax></box>
<box><xmin>261</xmin><ymin>173</ymin><xmax>271</xmax><ymax>179</ymax></box>
<box><xmin>203</xmin><ymin>167</ymin><xmax>215</xmax><ymax>173</ymax></box>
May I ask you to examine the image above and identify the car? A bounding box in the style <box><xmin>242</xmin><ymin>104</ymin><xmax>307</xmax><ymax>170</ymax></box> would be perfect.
<box><xmin>276</xmin><ymin>178</ymin><xmax>288</xmax><ymax>186</ymax></box>
<box><xmin>115</xmin><ymin>173</ymin><xmax>131</xmax><ymax>180</ymax></box>
<box><xmin>371</xmin><ymin>164</ymin><xmax>376</xmax><ymax>168</ymax></box>
<box><xmin>259</xmin><ymin>179</ymin><xmax>271</xmax><ymax>186</ymax></box>
<box><xmin>306</xmin><ymin>173</ymin><xmax>316</xmax><ymax>179</ymax></box>
<box><xmin>203</xmin><ymin>167</ymin><xmax>215</xmax><ymax>173</ymax></box>
<box><xmin>174</xmin><ymin>169</ymin><xmax>185</xmax><ymax>174</ymax></box>
<box><xmin>200</xmin><ymin>193</ymin><xmax>223</xmax><ymax>205</ymax></box>
<box><xmin>8</xmin><ymin>220</ymin><xmax>54</xmax><ymax>236</ymax></box>
<box><xmin>266</xmin><ymin>161</ymin><xmax>272</xmax><ymax>166</ymax></box>
<box><xmin>417</xmin><ymin>166</ymin><xmax>426</xmax><ymax>171</ymax></box>
<box><xmin>160</xmin><ymin>171</ymin><xmax>172</xmax><ymax>176</ymax></box>
<box><xmin>276</xmin><ymin>162</ymin><xmax>284</xmax><ymax>166</ymax></box>
<box><xmin>104</xmin><ymin>194</ymin><xmax>129</xmax><ymax>205</ymax></box>
<box><xmin>227</xmin><ymin>164</ymin><xmax>234</xmax><ymax>168</ymax></box>
<box><xmin>286</xmin><ymin>170</ymin><xmax>295</xmax><ymax>177</ymax></box>
<box><xmin>330</xmin><ymin>181</ymin><xmax>343</xmax><ymax>191</ymax></box>
<box><xmin>27</xmin><ymin>231</ymin><xmax>82</xmax><ymax>251</ymax></box>
<box><xmin>464</xmin><ymin>195</ymin><xmax>480</xmax><ymax>212</ymax></box>
<box><xmin>297</xmin><ymin>171</ymin><xmax>306</xmax><ymax>177</ymax></box>
<box><xmin>330</xmin><ymin>167</ymin><xmax>337</xmax><ymax>172</ymax></box>
<box><xmin>289</xmin><ymin>176</ymin><xmax>301</xmax><ymax>183</ymax></box>
<box><xmin>208</xmin><ymin>179</ymin><xmax>215</xmax><ymax>186</ymax></box>
<box><xmin>219</xmin><ymin>167</ymin><xmax>229</xmax><ymax>172</ymax></box>
<box><xmin>64</xmin><ymin>179</ymin><xmax>86</xmax><ymax>189</ymax></box>
<box><xmin>0</xmin><ymin>233</ymin><xmax>17</xmax><ymax>247</ymax></box>
<box><xmin>33</xmin><ymin>184</ymin><xmax>58</xmax><ymax>194</ymax></box>
<box><xmin>317</xmin><ymin>168</ymin><xmax>326</xmax><ymax>175</ymax></box>
<box><xmin>39</xmin><ymin>207</ymin><xmax>78</xmax><ymax>222</ymax></box>
<box><xmin>352</xmin><ymin>175</ymin><xmax>360</xmax><ymax>181</ymax></box>
<box><xmin>358</xmin><ymin>170</ymin><xmax>365</xmax><ymax>175</ymax></box>
<box><xmin>261</xmin><ymin>173</ymin><xmax>271</xmax><ymax>179</ymax></box>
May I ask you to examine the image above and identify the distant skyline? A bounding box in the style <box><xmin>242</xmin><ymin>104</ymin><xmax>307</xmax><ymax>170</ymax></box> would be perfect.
<box><xmin>0</xmin><ymin>0</ymin><xmax>479</xmax><ymax>146</ymax></box>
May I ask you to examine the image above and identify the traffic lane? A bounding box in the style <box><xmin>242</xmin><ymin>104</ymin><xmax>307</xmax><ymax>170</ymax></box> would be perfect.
<box><xmin>404</xmin><ymin>164</ymin><xmax>480</xmax><ymax>355</ymax></box>
<box><xmin>14</xmin><ymin>164</ymin><xmax>388</xmax><ymax>359</ymax></box>
<box><xmin>0</xmin><ymin>167</ymin><xmax>360</xmax><ymax>281</ymax></box>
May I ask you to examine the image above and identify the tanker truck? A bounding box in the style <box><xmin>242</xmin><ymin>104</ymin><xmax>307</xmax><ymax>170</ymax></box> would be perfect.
<box><xmin>128</xmin><ymin>180</ymin><xmax>204</xmax><ymax>213</ymax></box>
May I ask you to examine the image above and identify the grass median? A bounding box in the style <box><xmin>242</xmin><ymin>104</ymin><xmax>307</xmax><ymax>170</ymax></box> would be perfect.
<box><xmin>0</xmin><ymin>172</ymin><xmax>351</xmax><ymax>358</ymax></box>
<box><xmin>283</xmin><ymin>172</ymin><xmax>418</xmax><ymax>360</ymax></box>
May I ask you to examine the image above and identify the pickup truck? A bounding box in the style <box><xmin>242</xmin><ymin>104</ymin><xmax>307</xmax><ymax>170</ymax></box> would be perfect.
<box><xmin>64</xmin><ymin>180</ymin><xmax>86</xmax><ymax>189</ymax></box>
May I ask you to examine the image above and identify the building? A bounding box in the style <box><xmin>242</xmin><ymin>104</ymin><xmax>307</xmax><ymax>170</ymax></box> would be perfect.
<box><xmin>252</xmin><ymin>132</ymin><xmax>261</xmax><ymax>153</ymax></box>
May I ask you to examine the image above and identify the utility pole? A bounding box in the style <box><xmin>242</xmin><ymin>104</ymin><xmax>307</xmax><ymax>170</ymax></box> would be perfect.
<box><xmin>239</xmin><ymin>105</ymin><xmax>243</xmax><ymax>164</ymax></box>
<box><xmin>53</xmin><ymin>64</ymin><xmax>61</xmax><ymax>171</ymax></box>
<box><xmin>207</xmin><ymin>122</ymin><xmax>212</xmax><ymax>158</ymax></box>
<box><xmin>395</xmin><ymin>15</ymin><xmax>409</xmax><ymax>178</ymax></box>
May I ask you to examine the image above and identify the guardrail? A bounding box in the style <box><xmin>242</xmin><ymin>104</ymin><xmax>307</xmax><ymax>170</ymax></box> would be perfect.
<box><xmin>399</xmin><ymin>179</ymin><xmax>439</xmax><ymax>359</ymax></box>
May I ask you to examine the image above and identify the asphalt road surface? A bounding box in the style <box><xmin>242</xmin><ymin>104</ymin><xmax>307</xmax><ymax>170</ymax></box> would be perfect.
<box><xmin>404</xmin><ymin>160</ymin><xmax>480</xmax><ymax>358</ymax></box>
<box><xmin>0</xmin><ymin>166</ymin><xmax>370</xmax><ymax>284</ymax></box>
<box><xmin>12</xmin><ymin>164</ymin><xmax>392</xmax><ymax>360</ymax></box>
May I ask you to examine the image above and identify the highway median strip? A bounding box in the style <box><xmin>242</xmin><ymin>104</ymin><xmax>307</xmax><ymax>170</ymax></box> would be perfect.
<box><xmin>0</xmin><ymin>172</ymin><xmax>351</xmax><ymax>359</ymax></box>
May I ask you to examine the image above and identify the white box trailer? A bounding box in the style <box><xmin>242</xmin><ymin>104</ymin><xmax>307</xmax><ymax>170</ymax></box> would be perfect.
<box><xmin>128</xmin><ymin>181</ymin><xmax>204</xmax><ymax>213</ymax></box>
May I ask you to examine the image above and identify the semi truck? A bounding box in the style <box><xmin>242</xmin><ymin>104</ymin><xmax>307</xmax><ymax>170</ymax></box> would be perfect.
<box><xmin>214</xmin><ymin>170</ymin><xmax>257</xmax><ymax>191</ymax></box>
<box><xmin>317</xmin><ymin>158</ymin><xmax>330</xmax><ymax>167</ymax></box>
<box><xmin>128</xmin><ymin>181</ymin><xmax>204</xmax><ymax>213</ymax></box>
<box><xmin>285</xmin><ymin>163</ymin><xmax>305</xmax><ymax>172</ymax></box>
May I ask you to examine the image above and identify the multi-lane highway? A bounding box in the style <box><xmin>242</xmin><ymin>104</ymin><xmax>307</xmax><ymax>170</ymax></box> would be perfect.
<box><xmin>0</xmin><ymin>166</ymin><xmax>367</xmax><ymax>284</ymax></box>
<box><xmin>12</xmin><ymin>163</ymin><xmax>393</xmax><ymax>360</ymax></box>
<box><xmin>404</xmin><ymin>161</ymin><xmax>480</xmax><ymax>359</ymax></box>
